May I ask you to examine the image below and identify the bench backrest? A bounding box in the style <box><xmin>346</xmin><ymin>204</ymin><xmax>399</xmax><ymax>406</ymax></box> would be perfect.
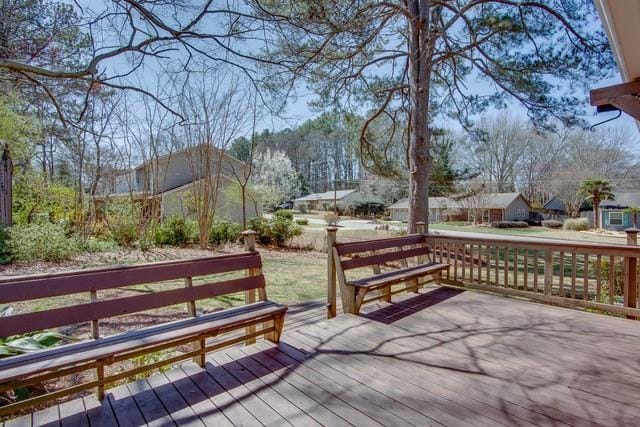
<box><xmin>0</xmin><ymin>252</ymin><xmax>264</xmax><ymax>337</ymax></box>
<box><xmin>334</xmin><ymin>234</ymin><xmax>432</xmax><ymax>271</ymax></box>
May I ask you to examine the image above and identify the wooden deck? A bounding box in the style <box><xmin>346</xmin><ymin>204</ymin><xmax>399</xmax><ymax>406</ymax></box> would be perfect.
<box><xmin>5</xmin><ymin>286</ymin><xmax>640</xmax><ymax>426</ymax></box>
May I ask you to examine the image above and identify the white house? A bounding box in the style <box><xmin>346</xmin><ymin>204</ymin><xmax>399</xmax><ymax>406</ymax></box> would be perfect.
<box><xmin>97</xmin><ymin>145</ymin><xmax>262</xmax><ymax>223</ymax></box>
<box><xmin>389</xmin><ymin>193</ymin><xmax>530</xmax><ymax>223</ymax></box>
<box><xmin>294</xmin><ymin>189</ymin><xmax>365</xmax><ymax>210</ymax></box>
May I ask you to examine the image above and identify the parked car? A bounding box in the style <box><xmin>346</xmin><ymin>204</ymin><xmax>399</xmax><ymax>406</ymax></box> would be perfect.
<box><xmin>524</xmin><ymin>211</ymin><xmax>544</xmax><ymax>226</ymax></box>
<box><xmin>277</xmin><ymin>201</ymin><xmax>294</xmax><ymax>210</ymax></box>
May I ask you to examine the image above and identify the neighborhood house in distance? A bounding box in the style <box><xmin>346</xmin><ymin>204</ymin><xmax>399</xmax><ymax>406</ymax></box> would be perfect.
<box><xmin>388</xmin><ymin>192</ymin><xmax>531</xmax><ymax>223</ymax></box>
<box><xmin>96</xmin><ymin>145</ymin><xmax>262</xmax><ymax>224</ymax></box>
<box><xmin>294</xmin><ymin>189</ymin><xmax>367</xmax><ymax>210</ymax></box>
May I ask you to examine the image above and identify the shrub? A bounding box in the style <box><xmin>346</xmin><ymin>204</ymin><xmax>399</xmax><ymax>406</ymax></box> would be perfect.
<box><xmin>8</xmin><ymin>223</ymin><xmax>80</xmax><ymax>263</ymax></box>
<box><xmin>209</xmin><ymin>221</ymin><xmax>242</xmax><ymax>246</ymax></box>
<box><xmin>491</xmin><ymin>221</ymin><xmax>529</xmax><ymax>229</ymax></box>
<box><xmin>155</xmin><ymin>216</ymin><xmax>199</xmax><ymax>246</ymax></box>
<box><xmin>542</xmin><ymin>220</ymin><xmax>563</xmax><ymax>229</ymax></box>
<box><xmin>273</xmin><ymin>209</ymin><xmax>294</xmax><ymax>221</ymax></box>
<box><xmin>0</xmin><ymin>227</ymin><xmax>10</xmax><ymax>264</ymax></box>
<box><xmin>298</xmin><ymin>203</ymin><xmax>308</xmax><ymax>214</ymax></box>
<box><xmin>295</xmin><ymin>218</ymin><xmax>309</xmax><ymax>226</ymax></box>
<box><xmin>248</xmin><ymin>216</ymin><xmax>302</xmax><ymax>246</ymax></box>
<box><xmin>324</xmin><ymin>212</ymin><xmax>340</xmax><ymax>226</ymax></box>
<box><xmin>79</xmin><ymin>238</ymin><xmax>118</xmax><ymax>253</ymax></box>
<box><xmin>563</xmin><ymin>217</ymin><xmax>589</xmax><ymax>231</ymax></box>
<box><xmin>105</xmin><ymin>200</ymin><xmax>139</xmax><ymax>247</ymax></box>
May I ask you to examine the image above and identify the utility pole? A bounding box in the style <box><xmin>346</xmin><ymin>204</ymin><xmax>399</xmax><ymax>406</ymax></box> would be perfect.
<box><xmin>0</xmin><ymin>143</ymin><xmax>12</xmax><ymax>227</ymax></box>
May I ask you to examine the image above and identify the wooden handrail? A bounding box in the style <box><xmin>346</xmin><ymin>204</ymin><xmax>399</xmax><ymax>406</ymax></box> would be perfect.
<box><xmin>427</xmin><ymin>231</ymin><xmax>640</xmax><ymax>319</ymax></box>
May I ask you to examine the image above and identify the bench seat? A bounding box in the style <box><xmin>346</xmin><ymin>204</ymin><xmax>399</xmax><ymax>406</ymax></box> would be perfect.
<box><xmin>349</xmin><ymin>262</ymin><xmax>449</xmax><ymax>289</ymax></box>
<box><xmin>0</xmin><ymin>301</ymin><xmax>286</xmax><ymax>385</ymax></box>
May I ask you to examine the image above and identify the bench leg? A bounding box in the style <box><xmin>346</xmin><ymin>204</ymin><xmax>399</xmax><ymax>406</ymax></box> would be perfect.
<box><xmin>198</xmin><ymin>337</ymin><xmax>206</xmax><ymax>367</ymax></box>
<box><xmin>354</xmin><ymin>288</ymin><xmax>368</xmax><ymax>315</ymax></box>
<box><xmin>96</xmin><ymin>364</ymin><xmax>105</xmax><ymax>401</ymax></box>
<box><xmin>383</xmin><ymin>285</ymin><xmax>391</xmax><ymax>302</ymax></box>
<box><xmin>266</xmin><ymin>314</ymin><xmax>285</xmax><ymax>343</ymax></box>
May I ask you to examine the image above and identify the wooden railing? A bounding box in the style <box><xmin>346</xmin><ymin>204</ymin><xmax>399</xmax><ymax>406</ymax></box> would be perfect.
<box><xmin>326</xmin><ymin>224</ymin><xmax>640</xmax><ymax>319</ymax></box>
<box><xmin>427</xmin><ymin>229</ymin><xmax>640</xmax><ymax>318</ymax></box>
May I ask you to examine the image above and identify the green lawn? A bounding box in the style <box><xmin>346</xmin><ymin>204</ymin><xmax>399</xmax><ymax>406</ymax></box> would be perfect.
<box><xmin>429</xmin><ymin>223</ymin><xmax>545</xmax><ymax>235</ymax></box>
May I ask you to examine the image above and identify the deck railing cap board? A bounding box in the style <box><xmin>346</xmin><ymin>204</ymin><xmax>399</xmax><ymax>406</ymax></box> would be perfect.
<box><xmin>0</xmin><ymin>252</ymin><xmax>261</xmax><ymax>304</ymax></box>
<box><xmin>427</xmin><ymin>233</ymin><xmax>640</xmax><ymax>257</ymax></box>
<box><xmin>334</xmin><ymin>234</ymin><xmax>427</xmax><ymax>255</ymax></box>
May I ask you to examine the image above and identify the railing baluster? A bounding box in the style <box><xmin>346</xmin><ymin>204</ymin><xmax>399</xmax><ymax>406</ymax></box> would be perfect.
<box><xmin>461</xmin><ymin>243</ymin><xmax>466</xmax><ymax>280</ymax></box>
<box><xmin>470</xmin><ymin>245</ymin><xmax>474</xmax><ymax>282</ymax></box>
<box><xmin>609</xmin><ymin>255</ymin><xmax>615</xmax><ymax>305</ymax></box>
<box><xmin>571</xmin><ymin>253</ymin><xmax>577</xmax><ymax>299</ymax></box>
<box><xmin>523</xmin><ymin>249</ymin><xmax>528</xmax><ymax>290</ymax></box>
<box><xmin>494</xmin><ymin>247</ymin><xmax>500</xmax><ymax>286</ymax></box>
<box><xmin>533</xmin><ymin>251</ymin><xmax>539</xmax><ymax>292</ymax></box>
<box><xmin>446</xmin><ymin>242</ymin><xmax>451</xmax><ymax>279</ymax></box>
<box><xmin>596</xmin><ymin>254</ymin><xmax>602</xmax><ymax>303</ymax></box>
<box><xmin>504</xmin><ymin>248</ymin><xmax>509</xmax><ymax>287</ymax></box>
<box><xmin>559</xmin><ymin>252</ymin><xmax>565</xmax><ymax>297</ymax></box>
<box><xmin>486</xmin><ymin>246</ymin><xmax>491</xmax><ymax>285</ymax></box>
<box><xmin>583</xmin><ymin>254</ymin><xmax>589</xmax><ymax>301</ymax></box>
<box><xmin>513</xmin><ymin>248</ymin><xmax>519</xmax><ymax>289</ymax></box>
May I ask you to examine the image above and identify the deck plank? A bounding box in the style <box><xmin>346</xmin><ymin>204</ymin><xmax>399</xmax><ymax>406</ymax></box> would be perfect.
<box><xmin>146</xmin><ymin>371</ymin><xmax>204</xmax><ymax>427</ymax></box>
<box><xmin>235</xmin><ymin>345</ymin><xmax>384</xmax><ymax>427</ymax></box>
<box><xmin>179</xmin><ymin>363</ymin><xmax>261</xmax><ymax>427</ymax></box>
<box><xmin>31</xmin><ymin>405</ymin><xmax>59</xmax><ymax>427</ymax></box>
<box><xmin>126</xmin><ymin>377</ymin><xmax>174</xmax><ymax>426</ymax></box>
<box><xmin>106</xmin><ymin>383</ymin><xmax>147</xmax><ymax>427</ymax></box>
<box><xmin>203</xmin><ymin>353</ymin><xmax>289</xmax><ymax>427</ymax></box>
<box><xmin>82</xmin><ymin>395</ymin><xmax>118</xmax><ymax>427</ymax></box>
<box><xmin>163</xmin><ymin>365</ymin><xmax>233</xmax><ymax>427</ymax></box>
<box><xmin>58</xmin><ymin>398</ymin><xmax>88</xmax><ymax>427</ymax></box>
<box><xmin>231</xmin><ymin>347</ymin><xmax>351</xmax><ymax>426</ymax></box>
<box><xmin>210</xmin><ymin>350</ymin><xmax>319</xmax><ymax>427</ymax></box>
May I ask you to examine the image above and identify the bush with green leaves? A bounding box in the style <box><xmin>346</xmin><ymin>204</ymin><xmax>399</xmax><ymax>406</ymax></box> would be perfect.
<box><xmin>562</xmin><ymin>217</ymin><xmax>589</xmax><ymax>231</ymax></box>
<box><xmin>273</xmin><ymin>209</ymin><xmax>294</xmax><ymax>221</ymax></box>
<box><xmin>541</xmin><ymin>219</ymin><xmax>563</xmax><ymax>229</ymax></box>
<box><xmin>0</xmin><ymin>227</ymin><xmax>11</xmax><ymax>264</ymax></box>
<box><xmin>78</xmin><ymin>238</ymin><xmax>118</xmax><ymax>253</ymax></box>
<box><xmin>209</xmin><ymin>221</ymin><xmax>242</xmax><ymax>246</ymax></box>
<box><xmin>155</xmin><ymin>216</ymin><xmax>199</xmax><ymax>247</ymax></box>
<box><xmin>490</xmin><ymin>221</ymin><xmax>529</xmax><ymax>229</ymax></box>
<box><xmin>8</xmin><ymin>223</ymin><xmax>80</xmax><ymax>263</ymax></box>
<box><xmin>104</xmin><ymin>200</ymin><xmax>140</xmax><ymax>247</ymax></box>
<box><xmin>248</xmin><ymin>215</ymin><xmax>302</xmax><ymax>246</ymax></box>
<box><xmin>295</xmin><ymin>218</ymin><xmax>309</xmax><ymax>225</ymax></box>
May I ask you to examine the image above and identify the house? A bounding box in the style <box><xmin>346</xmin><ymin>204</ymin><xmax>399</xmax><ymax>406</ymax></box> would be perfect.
<box><xmin>542</xmin><ymin>196</ymin><xmax>567</xmax><ymax>219</ymax></box>
<box><xmin>294</xmin><ymin>189</ymin><xmax>364</xmax><ymax>210</ymax></box>
<box><xmin>97</xmin><ymin>145</ymin><xmax>262</xmax><ymax>224</ymax></box>
<box><xmin>388</xmin><ymin>192</ymin><xmax>530</xmax><ymax>223</ymax></box>
<box><xmin>599</xmin><ymin>192</ymin><xmax>640</xmax><ymax>231</ymax></box>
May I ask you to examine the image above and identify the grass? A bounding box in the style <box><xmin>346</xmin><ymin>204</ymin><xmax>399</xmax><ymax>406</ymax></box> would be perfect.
<box><xmin>430</xmin><ymin>223</ymin><xmax>545</xmax><ymax>235</ymax></box>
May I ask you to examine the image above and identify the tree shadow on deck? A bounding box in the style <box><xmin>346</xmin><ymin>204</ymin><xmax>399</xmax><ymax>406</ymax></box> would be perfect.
<box><xmin>361</xmin><ymin>286</ymin><xmax>466</xmax><ymax>324</ymax></box>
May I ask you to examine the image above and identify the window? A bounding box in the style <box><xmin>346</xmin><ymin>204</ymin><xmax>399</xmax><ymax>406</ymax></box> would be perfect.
<box><xmin>609</xmin><ymin>211</ymin><xmax>623</xmax><ymax>226</ymax></box>
<box><xmin>516</xmin><ymin>209</ymin><xmax>526</xmax><ymax>218</ymax></box>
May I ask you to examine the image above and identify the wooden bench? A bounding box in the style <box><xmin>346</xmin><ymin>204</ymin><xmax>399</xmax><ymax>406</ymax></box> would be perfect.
<box><xmin>332</xmin><ymin>234</ymin><xmax>449</xmax><ymax>314</ymax></box>
<box><xmin>0</xmin><ymin>250</ymin><xmax>286</xmax><ymax>416</ymax></box>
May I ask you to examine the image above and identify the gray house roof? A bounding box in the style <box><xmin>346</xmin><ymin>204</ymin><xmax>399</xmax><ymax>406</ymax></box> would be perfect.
<box><xmin>389</xmin><ymin>192</ymin><xmax>527</xmax><ymax>210</ymax></box>
<box><xmin>295</xmin><ymin>189</ymin><xmax>357</xmax><ymax>203</ymax></box>
<box><xmin>600</xmin><ymin>192</ymin><xmax>640</xmax><ymax>209</ymax></box>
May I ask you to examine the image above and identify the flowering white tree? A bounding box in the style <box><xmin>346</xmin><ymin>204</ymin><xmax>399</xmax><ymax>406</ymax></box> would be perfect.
<box><xmin>252</xmin><ymin>150</ymin><xmax>300</xmax><ymax>209</ymax></box>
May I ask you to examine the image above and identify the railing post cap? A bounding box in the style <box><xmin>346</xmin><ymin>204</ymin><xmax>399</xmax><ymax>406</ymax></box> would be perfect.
<box><xmin>416</xmin><ymin>221</ymin><xmax>425</xmax><ymax>225</ymax></box>
<box><xmin>241</xmin><ymin>229</ymin><xmax>257</xmax><ymax>235</ymax></box>
<box><xmin>326</xmin><ymin>226</ymin><xmax>339</xmax><ymax>232</ymax></box>
<box><xmin>625</xmin><ymin>228</ymin><xmax>639</xmax><ymax>234</ymax></box>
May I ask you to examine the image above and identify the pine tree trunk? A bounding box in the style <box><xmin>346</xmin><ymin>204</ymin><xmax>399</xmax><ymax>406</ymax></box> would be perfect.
<box><xmin>407</xmin><ymin>0</ymin><xmax>434</xmax><ymax>233</ymax></box>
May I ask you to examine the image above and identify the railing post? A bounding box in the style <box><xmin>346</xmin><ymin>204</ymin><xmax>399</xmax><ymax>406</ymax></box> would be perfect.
<box><xmin>326</xmin><ymin>226</ymin><xmax>339</xmax><ymax>319</ymax></box>
<box><xmin>242</xmin><ymin>230</ymin><xmax>258</xmax><ymax>343</ymax></box>
<box><xmin>416</xmin><ymin>221</ymin><xmax>426</xmax><ymax>235</ymax></box>
<box><xmin>544</xmin><ymin>250</ymin><xmax>553</xmax><ymax>296</ymax></box>
<box><xmin>624</xmin><ymin>228</ymin><xmax>638</xmax><ymax>318</ymax></box>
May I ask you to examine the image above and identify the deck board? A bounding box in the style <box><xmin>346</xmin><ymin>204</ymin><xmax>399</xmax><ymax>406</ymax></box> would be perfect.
<box><xmin>5</xmin><ymin>286</ymin><xmax>640</xmax><ymax>426</ymax></box>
